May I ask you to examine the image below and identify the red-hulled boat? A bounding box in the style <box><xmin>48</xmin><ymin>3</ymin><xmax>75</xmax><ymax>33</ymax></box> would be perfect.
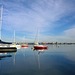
<box><xmin>34</xmin><ymin>45</ymin><xmax>47</xmax><ymax>49</ymax></box>
<box><xmin>33</xmin><ymin>28</ymin><xmax>47</xmax><ymax>49</ymax></box>
<box><xmin>21</xmin><ymin>45</ymin><xmax>28</xmax><ymax>47</ymax></box>
<box><xmin>34</xmin><ymin>48</ymin><xmax>47</xmax><ymax>51</ymax></box>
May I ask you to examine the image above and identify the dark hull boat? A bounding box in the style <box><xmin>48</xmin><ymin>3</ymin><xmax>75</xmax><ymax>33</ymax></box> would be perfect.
<box><xmin>0</xmin><ymin>40</ymin><xmax>17</xmax><ymax>52</ymax></box>
<box><xmin>0</xmin><ymin>47</ymin><xmax>17</xmax><ymax>52</ymax></box>
<box><xmin>0</xmin><ymin>6</ymin><xmax>17</xmax><ymax>52</ymax></box>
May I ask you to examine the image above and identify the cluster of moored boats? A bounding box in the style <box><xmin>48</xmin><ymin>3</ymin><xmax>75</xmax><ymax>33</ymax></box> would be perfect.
<box><xmin>0</xmin><ymin>40</ymin><xmax>47</xmax><ymax>52</ymax></box>
<box><xmin>0</xmin><ymin>43</ymin><xmax>29</xmax><ymax>52</ymax></box>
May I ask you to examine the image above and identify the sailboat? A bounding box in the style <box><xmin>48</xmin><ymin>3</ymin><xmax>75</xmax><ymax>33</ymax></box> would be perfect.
<box><xmin>33</xmin><ymin>28</ymin><xmax>47</xmax><ymax>49</ymax></box>
<box><xmin>0</xmin><ymin>5</ymin><xmax>17</xmax><ymax>52</ymax></box>
<box><xmin>10</xmin><ymin>30</ymin><xmax>21</xmax><ymax>49</ymax></box>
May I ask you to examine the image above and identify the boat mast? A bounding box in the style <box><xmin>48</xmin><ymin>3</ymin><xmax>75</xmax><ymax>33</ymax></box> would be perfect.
<box><xmin>14</xmin><ymin>30</ymin><xmax>15</xmax><ymax>43</ymax></box>
<box><xmin>34</xmin><ymin>28</ymin><xmax>39</xmax><ymax>45</ymax></box>
<box><xmin>24</xmin><ymin>36</ymin><xmax>25</xmax><ymax>43</ymax></box>
<box><xmin>37</xmin><ymin>28</ymin><xmax>39</xmax><ymax>43</ymax></box>
<box><xmin>0</xmin><ymin>5</ymin><xmax>3</xmax><ymax>40</ymax></box>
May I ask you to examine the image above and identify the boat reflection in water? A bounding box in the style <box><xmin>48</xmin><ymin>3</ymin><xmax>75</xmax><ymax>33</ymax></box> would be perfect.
<box><xmin>0</xmin><ymin>50</ymin><xmax>17</xmax><ymax>60</ymax></box>
<box><xmin>34</xmin><ymin>48</ymin><xmax>47</xmax><ymax>54</ymax></box>
<box><xmin>33</xmin><ymin>48</ymin><xmax>47</xmax><ymax>70</ymax></box>
<box><xmin>0</xmin><ymin>52</ymin><xmax>12</xmax><ymax>60</ymax></box>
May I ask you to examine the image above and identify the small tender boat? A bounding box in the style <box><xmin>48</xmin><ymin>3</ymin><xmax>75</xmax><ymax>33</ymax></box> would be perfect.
<box><xmin>10</xmin><ymin>44</ymin><xmax>21</xmax><ymax>49</ymax></box>
<box><xmin>16</xmin><ymin>44</ymin><xmax>21</xmax><ymax>49</ymax></box>
<box><xmin>21</xmin><ymin>44</ymin><xmax>28</xmax><ymax>47</ymax></box>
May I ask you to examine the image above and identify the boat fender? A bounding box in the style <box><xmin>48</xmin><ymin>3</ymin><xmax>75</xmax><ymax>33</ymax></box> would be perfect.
<box><xmin>15</xmin><ymin>45</ymin><xmax>16</xmax><ymax>47</ymax></box>
<box><xmin>58</xmin><ymin>46</ymin><xmax>60</xmax><ymax>48</ymax></box>
<box><xmin>31</xmin><ymin>47</ymin><xmax>34</xmax><ymax>49</ymax></box>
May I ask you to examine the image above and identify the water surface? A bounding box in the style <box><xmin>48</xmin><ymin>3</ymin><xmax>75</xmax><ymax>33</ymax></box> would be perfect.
<box><xmin>0</xmin><ymin>45</ymin><xmax>75</xmax><ymax>75</ymax></box>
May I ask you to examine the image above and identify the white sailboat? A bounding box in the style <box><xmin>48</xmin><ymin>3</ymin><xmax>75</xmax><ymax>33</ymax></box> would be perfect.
<box><xmin>10</xmin><ymin>30</ymin><xmax>21</xmax><ymax>49</ymax></box>
<box><xmin>14</xmin><ymin>30</ymin><xmax>21</xmax><ymax>49</ymax></box>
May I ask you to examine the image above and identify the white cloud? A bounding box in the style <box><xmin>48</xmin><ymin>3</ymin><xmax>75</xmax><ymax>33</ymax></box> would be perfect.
<box><xmin>64</xmin><ymin>28</ymin><xmax>75</xmax><ymax>37</ymax></box>
<box><xmin>38</xmin><ymin>25</ymin><xmax>75</xmax><ymax>43</ymax></box>
<box><xmin>0</xmin><ymin>0</ymin><xmax>75</xmax><ymax>42</ymax></box>
<box><xmin>1</xmin><ymin>0</ymin><xmax>74</xmax><ymax>31</ymax></box>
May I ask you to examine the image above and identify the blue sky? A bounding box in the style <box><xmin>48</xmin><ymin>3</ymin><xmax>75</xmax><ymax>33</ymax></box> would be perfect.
<box><xmin>0</xmin><ymin>0</ymin><xmax>75</xmax><ymax>43</ymax></box>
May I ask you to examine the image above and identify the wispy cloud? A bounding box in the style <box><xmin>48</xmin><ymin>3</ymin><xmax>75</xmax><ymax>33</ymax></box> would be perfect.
<box><xmin>0</xmin><ymin>0</ymin><xmax>75</xmax><ymax>42</ymax></box>
<box><xmin>39</xmin><ymin>25</ymin><xmax>75</xmax><ymax>43</ymax></box>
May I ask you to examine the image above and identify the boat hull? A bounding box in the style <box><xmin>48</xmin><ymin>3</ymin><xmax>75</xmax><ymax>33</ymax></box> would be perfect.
<box><xmin>21</xmin><ymin>45</ymin><xmax>28</xmax><ymax>47</ymax></box>
<box><xmin>0</xmin><ymin>47</ymin><xmax>17</xmax><ymax>52</ymax></box>
<box><xmin>34</xmin><ymin>46</ymin><xmax>47</xmax><ymax>49</ymax></box>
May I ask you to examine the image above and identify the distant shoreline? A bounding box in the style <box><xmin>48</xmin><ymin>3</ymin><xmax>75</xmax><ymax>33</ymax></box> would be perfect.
<box><xmin>15</xmin><ymin>42</ymin><xmax>75</xmax><ymax>45</ymax></box>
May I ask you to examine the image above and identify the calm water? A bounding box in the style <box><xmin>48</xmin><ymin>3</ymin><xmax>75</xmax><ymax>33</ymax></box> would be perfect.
<box><xmin>0</xmin><ymin>45</ymin><xmax>75</xmax><ymax>75</ymax></box>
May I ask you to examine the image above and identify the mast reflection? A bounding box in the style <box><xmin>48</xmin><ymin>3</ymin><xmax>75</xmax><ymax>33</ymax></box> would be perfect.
<box><xmin>33</xmin><ymin>49</ymin><xmax>47</xmax><ymax>70</ymax></box>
